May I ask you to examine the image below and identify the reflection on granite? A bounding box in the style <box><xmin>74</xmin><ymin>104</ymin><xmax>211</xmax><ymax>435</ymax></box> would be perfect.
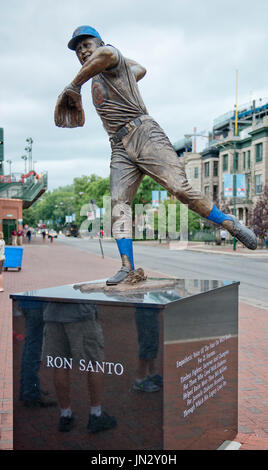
<box><xmin>10</xmin><ymin>278</ymin><xmax>236</xmax><ymax>307</ymax></box>
<box><xmin>12</xmin><ymin>278</ymin><xmax>239</xmax><ymax>450</ymax></box>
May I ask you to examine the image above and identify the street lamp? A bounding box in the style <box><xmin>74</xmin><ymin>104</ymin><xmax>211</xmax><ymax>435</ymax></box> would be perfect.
<box><xmin>25</xmin><ymin>137</ymin><xmax>33</xmax><ymax>172</ymax></box>
<box><xmin>21</xmin><ymin>155</ymin><xmax>27</xmax><ymax>173</ymax></box>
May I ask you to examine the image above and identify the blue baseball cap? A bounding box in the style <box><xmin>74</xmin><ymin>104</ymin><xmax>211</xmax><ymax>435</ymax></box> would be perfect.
<box><xmin>68</xmin><ymin>26</ymin><xmax>102</xmax><ymax>50</ymax></box>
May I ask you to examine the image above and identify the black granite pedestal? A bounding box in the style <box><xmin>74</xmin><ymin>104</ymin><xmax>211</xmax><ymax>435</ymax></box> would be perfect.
<box><xmin>11</xmin><ymin>278</ymin><xmax>239</xmax><ymax>450</ymax></box>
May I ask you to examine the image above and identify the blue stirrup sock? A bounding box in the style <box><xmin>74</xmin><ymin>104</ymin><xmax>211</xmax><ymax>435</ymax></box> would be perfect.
<box><xmin>116</xmin><ymin>238</ymin><xmax>134</xmax><ymax>270</ymax></box>
<box><xmin>206</xmin><ymin>205</ymin><xmax>233</xmax><ymax>225</ymax></box>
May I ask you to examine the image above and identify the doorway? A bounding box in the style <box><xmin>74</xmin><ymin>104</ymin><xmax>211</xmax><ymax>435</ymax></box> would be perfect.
<box><xmin>3</xmin><ymin>219</ymin><xmax>17</xmax><ymax>245</ymax></box>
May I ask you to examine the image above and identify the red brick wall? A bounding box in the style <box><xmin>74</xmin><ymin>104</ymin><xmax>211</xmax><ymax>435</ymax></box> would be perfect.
<box><xmin>0</xmin><ymin>198</ymin><xmax>23</xmax><ymax>231</ymax></box>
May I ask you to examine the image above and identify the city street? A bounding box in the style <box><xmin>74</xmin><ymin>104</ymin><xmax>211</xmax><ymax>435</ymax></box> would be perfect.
<box><xmin>0</xmin><ymin>235</ymin><xmax>268</xmax><ymax>451</ymax></box>
<box><xmin>59</xmin><ymin>236</ymin><xmax>268</xmax><ymax>308</ymax></box>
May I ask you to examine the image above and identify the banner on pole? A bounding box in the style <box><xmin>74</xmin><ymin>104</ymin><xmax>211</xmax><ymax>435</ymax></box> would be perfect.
<box><xmin>224</xmin><ymin>174</ymin><xmax>246</xmax><ymax>198</ymax></box>
<box><xmin>224</xmin><ymin>174</ymin><xmax>234</xmax><ymax>197</ymax></box>
<box><xmin>152</xmin><ymin>190</ymin><xmax>168</xmax><ymax>207</ymax></box>
<box><xmin>236</xmin><ymin>174</ymin><xmax>246</xmax><ymax>198</ymax></box>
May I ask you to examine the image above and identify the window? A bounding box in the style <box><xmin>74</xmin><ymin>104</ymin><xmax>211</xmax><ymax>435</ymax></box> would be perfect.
<box><xmin>194</xmin><ymin>167</ymin><xmax>199</xmax><ymax>179</ymax></box>
<box><xmin>247</xmin><ymin>150</ymin><xmax>251</xmax><ymax>169</ymax></box>
<box><xmin>213</xmin><ymin>185</ymin><xmax>218</xmax><ymax>201</ymax></box>
<box><xmin>256</xmin><ymin>143</ymin><xmax>263</xmax><ymax>162</ymax></box>
<box><xmin>247</xmin><ymin>177</ymin><xmax>251</xmax><ymax>197</ymax></box>
<box><xmin>233</xmin><ymin>152</ymin><xmax>239</xmax><ymax>171</ymax></box>
<box><xmin>187</xmin><ymin>168</ymin><xmax>192</xmax><ymax>179</ymax></box>
<box><xmin>213</xmin><ymin>161</ymin><xmax>218</xmax><ymax>177</ymax></box>
<box><xmin>204</xmin><ymin>186</ymin><xmax>210</xmax><ymax>196</ymax></box>
<box><xmin>204</xmin><ymin>161</ymin><xmax>210</xmax><ymax>177</ymax></box>
<box><xmin>223</xmin><ymin>154</ymin><xmax>228</xmax><ymax>172</ymax></box>
<box><xmin>243</xmin><ymin>152</ymin><xmax>246</xmax><ymax>169</ymax></box>
<box><xmin>255</xmin><ymin>174</ymin><xmax>262</xmax><ymax>194</ymax></box>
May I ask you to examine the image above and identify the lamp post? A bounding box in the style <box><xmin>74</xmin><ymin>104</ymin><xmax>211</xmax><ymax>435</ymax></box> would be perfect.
<box><xmin>232</xmin><ymin>70</ymin><xmax>239</xmax><ymax>251</ymax></box>
<box><xmin>25</xmin><ymin>137</ymin><xmax>33</xmax><ymax>172</ymax></box>
<box><xmin>21</xmin><ymin>155</ymin><xmax>27</xmax><ymax>173</ymax></box>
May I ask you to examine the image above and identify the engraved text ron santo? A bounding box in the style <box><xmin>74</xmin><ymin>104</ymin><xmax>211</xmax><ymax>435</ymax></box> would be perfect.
<box><xmin>46</xmin><ymin>356</ymin><xmax>124</xmax><ymax>375</ymax></box>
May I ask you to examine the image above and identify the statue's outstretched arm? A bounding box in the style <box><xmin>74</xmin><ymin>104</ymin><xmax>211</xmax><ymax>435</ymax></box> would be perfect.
<box><xmin>54</xmin><ymin>46</ymin><xmax>118</xmax><ymax>128</ymax></box>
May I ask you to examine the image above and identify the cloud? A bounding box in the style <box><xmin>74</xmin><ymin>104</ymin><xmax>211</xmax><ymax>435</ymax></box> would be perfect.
<box><xmin>1</xmin><ymin>0</ymin><xmax>268</xmax><ymax>190</ymax></box>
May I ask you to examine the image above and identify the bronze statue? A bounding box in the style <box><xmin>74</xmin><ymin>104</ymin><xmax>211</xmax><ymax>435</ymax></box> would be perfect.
<box><xmin>55</xmin><ymin>26</ymin><xmax>257</xmax><ymax>285</ymax></box>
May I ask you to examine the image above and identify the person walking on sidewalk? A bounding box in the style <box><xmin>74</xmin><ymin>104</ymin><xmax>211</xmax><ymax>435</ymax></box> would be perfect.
<box><xmin>17</xmin><ymin>229</ymin><xmax>24</xmax><ymax>246</ymax></box>
<box><xmin>0</xmin><ymin>231</ymin><xmax>5</xmax><ymax>292</ymax></box>
<box><xmin>11</xmin><ymin>229</ymin><xmax>17</xmax><ymax>245</ymax></box>
<box><xmin>55</xmin><ymin>26</ymin><xmax>257</xmax><ymax>285</ymax></box>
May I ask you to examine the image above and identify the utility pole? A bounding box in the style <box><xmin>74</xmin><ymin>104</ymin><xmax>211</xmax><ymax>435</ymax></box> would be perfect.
<box><xmin>21</xmin><ymin>155</ymin><xmax>27</xmax><ymax>173</ymax></box>
<box><xmin>233</xmin><ymin>70</ymin><xmax>238</xmax><ymax>251</ymax></box>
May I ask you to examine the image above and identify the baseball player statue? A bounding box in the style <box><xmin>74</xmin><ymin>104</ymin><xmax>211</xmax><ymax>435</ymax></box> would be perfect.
<box><xmin>55</xmin><ymin>26</ymin><xmax>257</xmax><ymax>285</ymax></box>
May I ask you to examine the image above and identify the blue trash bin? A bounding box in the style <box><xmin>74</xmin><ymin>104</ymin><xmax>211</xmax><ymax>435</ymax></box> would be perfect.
<box><xmin>3</xmin><ymin>246</ymin><xmax>24</xmax><ymax>271</ymax></box>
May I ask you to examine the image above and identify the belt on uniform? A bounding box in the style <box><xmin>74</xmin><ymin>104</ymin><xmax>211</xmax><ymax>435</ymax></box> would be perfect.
<box><xmin>111</xmin><ymin>117</ymin><xmax>143</xmax><ymax>144</ymax></box>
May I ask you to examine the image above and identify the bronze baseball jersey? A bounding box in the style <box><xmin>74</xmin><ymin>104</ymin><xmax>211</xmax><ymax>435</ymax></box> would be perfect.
<box><xmin>91</xmin><ymin>47</ymin><xmax>148</xmax><ymax>136</ymax></box>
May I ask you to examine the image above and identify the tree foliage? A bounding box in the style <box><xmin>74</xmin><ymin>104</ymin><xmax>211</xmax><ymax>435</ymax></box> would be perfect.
<box><xmin>22</xmin><ymin>173</ymin><xmax>201</xmax><ymax>236</ymax></box>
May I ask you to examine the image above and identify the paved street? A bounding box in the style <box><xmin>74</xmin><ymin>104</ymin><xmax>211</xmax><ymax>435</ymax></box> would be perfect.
<box><xmin>59</xmin><ymin>236</ymin><xmax>268</xmax><ymax>308</ymax></box>
<box><xmin>0</xmin><ymin>235</ymin><xmax>268</xmax><ymax>451</ymax></box>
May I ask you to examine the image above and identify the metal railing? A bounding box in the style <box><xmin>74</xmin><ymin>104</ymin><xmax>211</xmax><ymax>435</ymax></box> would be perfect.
<box><xmin>0</xmin><ymin>171</ymin><xmax>48</xmax><ymax>201</ymax></box>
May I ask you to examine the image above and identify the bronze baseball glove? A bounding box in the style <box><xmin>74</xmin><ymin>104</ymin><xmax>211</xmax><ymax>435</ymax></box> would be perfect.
<box><xmin>54</xmin><ymin>84</ymin><xmax>85</xmax><ymax>128</ymax></box>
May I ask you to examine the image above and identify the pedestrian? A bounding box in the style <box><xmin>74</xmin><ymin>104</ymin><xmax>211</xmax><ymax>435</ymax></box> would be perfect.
<box><xmin>0</xmin><ymin>231</ymin><xmax>5</xmax><ymax>292</ymax></box>
<box><xmin>220</xmin><ymin>229</ymin><xmax>227</xmax><ymax>245</ymax></box>
<box><xmin>42</xmin><ymin>230</ymin><xmax>46</xmax><ymax>243</ymax></box>
<box><xmin>11</xmin><ymin>229</ymin><xmax>17</xmax><ymax>245</ymax></box>
<box><xmin>55</xmin><ymin>26</ymin><xmax>257</xmax><ymax>285</ymax></box>
<box><xmin>26</xmin><ymin>229</ymin><xmax>32</xmax><ymax>243</ymax></box>
<box><xmin>17</xmin><ymin>228</ymin><xmax>24</xmax><ymax>246</ymax></box>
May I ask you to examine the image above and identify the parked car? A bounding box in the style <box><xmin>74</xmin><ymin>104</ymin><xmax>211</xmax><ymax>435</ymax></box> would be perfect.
<box><xmin>64</xmin><ymin>223</ymin><xmax>79</xmax><ymax>237</ymax></box>
<box><xmin>48</xmin><ymin>230</ymin><xmax>58</xmax><ymax>238</ymax></box>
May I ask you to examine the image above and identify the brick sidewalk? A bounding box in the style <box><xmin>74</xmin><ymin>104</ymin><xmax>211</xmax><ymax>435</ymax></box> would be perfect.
<box><xmin>0</xmin><ymin>236</ymin><xmax>267</xmax><ymax>450</ymax></box>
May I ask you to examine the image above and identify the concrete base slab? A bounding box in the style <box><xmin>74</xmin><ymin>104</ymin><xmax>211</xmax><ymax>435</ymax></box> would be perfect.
<box><xmin>217</xmin><ymin>440</ymin><xmax>242</xmax><ymax>450</ymax></box>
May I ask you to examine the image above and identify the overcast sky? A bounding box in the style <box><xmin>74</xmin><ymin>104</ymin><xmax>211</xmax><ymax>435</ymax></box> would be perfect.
<box><xmin>1</xmin><ymin>0</ymin><xmax>268</xmax><ymax>190</ymax></box>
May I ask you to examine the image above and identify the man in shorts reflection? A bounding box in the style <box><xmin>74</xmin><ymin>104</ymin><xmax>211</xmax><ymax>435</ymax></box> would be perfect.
<box><xmin>42</xmin><ymin>301</ymin><xmax>116</xmax><ymax>433</ymax></box>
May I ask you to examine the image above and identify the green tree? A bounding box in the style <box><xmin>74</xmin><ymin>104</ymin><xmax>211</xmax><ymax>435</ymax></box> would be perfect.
<box><xmin>23</xmin><ymin>185</ymin><xmax>76</xmax><ymax>230</ymax></box>
<box><xmin>73</xmin><ymin>174</ymin><xmax>110</xmax><ymax>227</ymax></box>
<box><xmin>132</xmin><ymin>175</ymin><xmax>166</xmax><ymax>206</ymax></box>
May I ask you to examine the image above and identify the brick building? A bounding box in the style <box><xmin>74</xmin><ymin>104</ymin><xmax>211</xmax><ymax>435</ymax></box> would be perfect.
<box><xmin>0</xmin><ymin>198</ymin><xmax>23</xmax><ymax>244</ymax></box>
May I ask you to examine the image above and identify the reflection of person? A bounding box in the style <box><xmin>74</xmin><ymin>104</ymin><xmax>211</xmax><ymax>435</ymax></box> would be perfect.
<box><xmin>18</xmin><ymin>300</ymin><xmax>56</xmax><ymax>407</ymax></box>
<box><xmin>95</xmin><ymin>287</ymin><xmax>163</xmax><ymax>393</ymax></box>
<box><xmin>133</xmin><ymin>307</ymin><xmax>162</xmax><ymax>392</ymax></box>
<box><xmin>42</xmin><ymin>302</ymin><xmax>116</xmax><ymax>433</ymax></box>
<box><xmin>55</xmin><ymin>25</ymin><xmax>257</xmax><ymax>285</ymax></box>
<box><xmin>0</xmin><ymin>231</ymin><xmax>5</xmax><ymax>292</ymax></box>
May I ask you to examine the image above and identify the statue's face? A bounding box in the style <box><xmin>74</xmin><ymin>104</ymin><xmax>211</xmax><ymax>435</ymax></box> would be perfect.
<box><xmin>75</xmin><ymin>37</ymin><xmax>99</xmax><ymax>65</ymax></box>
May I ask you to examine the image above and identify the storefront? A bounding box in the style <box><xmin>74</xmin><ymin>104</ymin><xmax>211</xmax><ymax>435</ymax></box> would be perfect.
<box><xmin>0</xmin><ymin>198</ymin><xmax>23</xmax><ymax>244</ymax></box>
